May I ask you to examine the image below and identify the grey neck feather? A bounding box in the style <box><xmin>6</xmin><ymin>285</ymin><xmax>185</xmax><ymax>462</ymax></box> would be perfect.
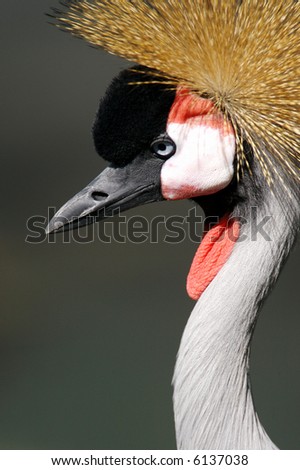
<box><xmin>173</xmin><ymin>185</ymin><xmax>299</xmax><ymax>449</ymax></box>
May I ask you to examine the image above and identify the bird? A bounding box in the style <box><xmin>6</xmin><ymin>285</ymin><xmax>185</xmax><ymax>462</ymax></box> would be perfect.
<box><xmin>47</xmin><ymin>1</ymin><xmax>299</xmax><ymax>449</ymax></box>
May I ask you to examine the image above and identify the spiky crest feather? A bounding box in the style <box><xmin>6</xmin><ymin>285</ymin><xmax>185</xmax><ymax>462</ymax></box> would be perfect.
<box><xmin>54</xmin><ymin>0</ymin><xmax>299</xmax><ymax>188</ymax></box>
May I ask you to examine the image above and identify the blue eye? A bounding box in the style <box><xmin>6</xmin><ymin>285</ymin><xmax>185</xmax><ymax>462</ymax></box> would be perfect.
<box><xmin>151</xmin><ymin>137</ymin><xmax>176</xmax><ymax>159</ymax></box>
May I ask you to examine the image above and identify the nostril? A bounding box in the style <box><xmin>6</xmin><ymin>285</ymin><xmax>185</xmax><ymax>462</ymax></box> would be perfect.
<box><xmin>91</xmin><ymin>191</ymin><xmax>109</xmax><ymax>201</ymax></box>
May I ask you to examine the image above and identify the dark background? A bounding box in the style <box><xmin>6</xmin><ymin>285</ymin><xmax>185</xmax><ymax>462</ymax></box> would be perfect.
<box><xmin>1</xmin><ymin>0</ymin><xmax>299</xmax><ymax>449</ymax></box>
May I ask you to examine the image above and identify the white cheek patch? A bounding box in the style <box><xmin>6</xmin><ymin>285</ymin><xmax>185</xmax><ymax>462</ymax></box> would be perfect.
<box><xmin>160</xmin><ymin>92</ymin><xmax>236</xmax><ymax>200</ymax></box>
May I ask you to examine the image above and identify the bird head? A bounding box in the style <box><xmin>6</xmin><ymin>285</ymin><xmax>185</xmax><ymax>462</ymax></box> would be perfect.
<box><xmin>46</xmin><ymin>67</ymin><xmax>236</xmax><ymax>233</ymax></box>
<box><xmin>47</xmin><ymin>0</ymin><xmax>299</xmax><ymax>234</ymax></box>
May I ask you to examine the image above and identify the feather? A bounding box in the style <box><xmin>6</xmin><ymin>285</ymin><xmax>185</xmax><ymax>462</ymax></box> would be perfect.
<box><xmin>53</xmin><ymin>0</ymin><xmax>300</xmax><ymax>187</ymax></box>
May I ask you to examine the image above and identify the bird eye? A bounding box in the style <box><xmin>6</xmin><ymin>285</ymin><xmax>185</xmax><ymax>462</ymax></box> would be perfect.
<box><xmin>151</xmin><ymin>136</ymin><xmax>176</xmax><ymax>159</ymax></box>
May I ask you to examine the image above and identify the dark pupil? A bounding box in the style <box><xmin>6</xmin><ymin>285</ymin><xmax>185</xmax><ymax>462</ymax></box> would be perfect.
<box><xmin>158</xmin><ymin>143</ymin><xmax>167</xmax><ymax>152</ymax></box>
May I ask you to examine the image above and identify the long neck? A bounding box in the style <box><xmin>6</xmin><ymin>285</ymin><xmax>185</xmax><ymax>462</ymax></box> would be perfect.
<box><xmin>173</xmin><ymin>183</ymin><xmax>298</xmax><ymax>449</ymax></box>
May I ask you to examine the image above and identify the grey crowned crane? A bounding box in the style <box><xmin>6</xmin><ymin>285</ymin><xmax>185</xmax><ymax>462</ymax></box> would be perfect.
<box><xmin>47</xmin><ymin>1</ymin><xmax>299</xmax><ymax>449</ymax></box>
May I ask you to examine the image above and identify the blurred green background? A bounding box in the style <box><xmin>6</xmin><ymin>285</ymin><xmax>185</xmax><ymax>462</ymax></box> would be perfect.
<box><xmin>1</xmin><ymin>0</ymin><xmax>299</xmax><ymax>450</ymax></box>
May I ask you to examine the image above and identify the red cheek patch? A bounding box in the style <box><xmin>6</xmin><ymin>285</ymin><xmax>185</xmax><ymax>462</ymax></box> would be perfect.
<box><xmin>168</xmin><ymin>88</ymin><xmax>233</xmax><ymax>135</ymax></box>
<box><xmin>168</xmin><ymin>89</ymin><xmax>215</xmax><ymax>122</ymax></box>
<box><xmin>187</xmin><ymin>217</ymin><xmax>240</xmax><ymax>300</ymax></box>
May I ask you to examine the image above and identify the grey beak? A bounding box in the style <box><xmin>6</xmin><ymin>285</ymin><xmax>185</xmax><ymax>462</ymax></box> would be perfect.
<box><xmin>46</xmin><ymin>154</ymin><xmax>165</xmax><ymax>234</ymax></box>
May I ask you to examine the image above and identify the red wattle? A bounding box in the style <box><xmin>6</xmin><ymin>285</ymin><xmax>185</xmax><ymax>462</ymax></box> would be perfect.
<box><xmin>187</xmin><ymin>216</ymin><xmax>240</xmax><ymax>300</ymax></box>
